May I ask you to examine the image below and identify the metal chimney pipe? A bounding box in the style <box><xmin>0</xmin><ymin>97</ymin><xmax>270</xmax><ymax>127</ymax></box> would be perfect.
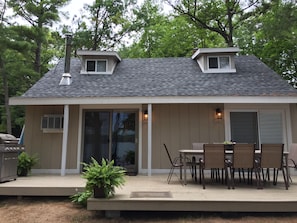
<box><xmin>59</xmin><ymin>33</ymin><xmax>72</xmax><ymax>86</ymax></box>
<box><xmin>64</xmin><ymin>33</ymin><xmax>72</xmax><ymax>74</ymax></box>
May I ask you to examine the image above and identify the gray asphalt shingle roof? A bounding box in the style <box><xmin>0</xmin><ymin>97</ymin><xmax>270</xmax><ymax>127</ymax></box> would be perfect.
<box><xmin>21</xmin><ymin>55</ymin><xmax>297</xmax><ymax>98</ymax></box>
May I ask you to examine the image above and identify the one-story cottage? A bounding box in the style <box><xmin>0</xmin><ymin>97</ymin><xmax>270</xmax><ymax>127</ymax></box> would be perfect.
<box><xmin>9</xmin><ymin>39</ymin><xmax>297</xmax><ymax>176</ymax></box>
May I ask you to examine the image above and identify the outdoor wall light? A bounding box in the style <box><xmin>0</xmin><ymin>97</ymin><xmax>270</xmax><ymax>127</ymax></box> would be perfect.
<box><xmin>215</xmin><ymin>108</ymin><xmax>222</xmax><ymax>119</ymax></box>
<box><xmin>143</xmin><ymin>110</ymin><xmax>148</xmax><ymax>121</ymax></box>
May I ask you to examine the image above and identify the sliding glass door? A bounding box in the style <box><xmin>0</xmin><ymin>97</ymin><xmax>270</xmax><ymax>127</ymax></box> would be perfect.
<box><xmin>83</xmin><ymin>110</ymin><xmax>137</xmax><ymax>174</ymax></box>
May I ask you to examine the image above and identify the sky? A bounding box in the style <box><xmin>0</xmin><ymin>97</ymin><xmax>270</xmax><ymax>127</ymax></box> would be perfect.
<box><xmin>60</xmin><ymin>0</ymin><xmax>94</xmax><ymax>26</ymax></box>
<box><xmin>61</xmin><ymin>0</ymin><xmax>171</xmax><ymax>26</ymax></box>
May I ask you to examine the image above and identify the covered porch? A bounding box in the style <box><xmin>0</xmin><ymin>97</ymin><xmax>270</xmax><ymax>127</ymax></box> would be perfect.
<box><xmin>0</xmin><ymin>174</ymin><xmax>297</xmax><ymax>213</ymax></box>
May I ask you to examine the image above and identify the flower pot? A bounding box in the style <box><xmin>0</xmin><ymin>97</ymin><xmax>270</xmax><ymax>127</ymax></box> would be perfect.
<box><xmin>93</xmin><ymin>187</ymin><xmax>105</xmax><ymax>198</ymax></box>
<box><xmin>17</xmin><ymin>169</ymin><xmax>28</xmax><ymax>177</ymax></box>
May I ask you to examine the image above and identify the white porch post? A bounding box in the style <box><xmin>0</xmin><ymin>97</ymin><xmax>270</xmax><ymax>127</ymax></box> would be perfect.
<box><xmin>147</xmin><ymin>103</ymin><xmax>152</xmax><ymax>176</ymax></box>
<box><xmin>61</xmin><ymin>104</ymin><xmax>69</xmax><ymax>176</ymax></box>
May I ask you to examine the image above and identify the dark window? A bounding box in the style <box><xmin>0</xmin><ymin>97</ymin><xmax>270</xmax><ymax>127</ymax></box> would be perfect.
<box><xmin>230</xmin><ymin>112</ymin><xmax>259</xmax><ymax>148</ymax></box>
<box><xmin>209</xmin><ymin>57</ymin><xmax>218</xmax><ymax>68</ymax></box>
<box><xmin>86</xmin><ymin>61</ymin><xmax>96</xmax><ymax>72</ymax></box>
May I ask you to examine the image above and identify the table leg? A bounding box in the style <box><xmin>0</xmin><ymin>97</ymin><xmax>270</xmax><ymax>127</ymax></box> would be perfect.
<box><xmin>179</xmin><ymin>153</ymin><xmax>182</xmax><ymax>180</ymax></box>
<box><xmin>285</xmin><ymin>153</ymin><xmax>290</xmax><ymax>187</ymax></box>
<box><xmin>183</xmin><ymin>153</ymin><xmax>187</xmax><ymax>185</ymax></box>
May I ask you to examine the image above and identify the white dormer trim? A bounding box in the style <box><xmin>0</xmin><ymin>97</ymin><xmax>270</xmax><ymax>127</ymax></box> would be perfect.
<box><xmin>76</xmin><ymin>50</ymin><xmax>121</xmax><ymax>62</ymax></box>
<box><xmin>191</xmin><ymin>47</ymin><xmax>240</xmax><ymax>60</ymax></box>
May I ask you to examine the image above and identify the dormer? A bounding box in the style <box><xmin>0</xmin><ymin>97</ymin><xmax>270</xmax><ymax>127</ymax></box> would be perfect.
<box><xmin>76</xmin><ymin>50</ymin><xmax>121</xmax><ymax>75</ymax></box>
<box><xmin>191</xmin><ymin>47</ymin><xmax>240</xmax><ymax>73</ymax></box>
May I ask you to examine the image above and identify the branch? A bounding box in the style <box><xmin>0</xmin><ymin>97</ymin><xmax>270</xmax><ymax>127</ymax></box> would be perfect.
<box><xmin>0</xmin><ymin>0</ymin><xmax>7</xmax><ymax>23</ymax></box>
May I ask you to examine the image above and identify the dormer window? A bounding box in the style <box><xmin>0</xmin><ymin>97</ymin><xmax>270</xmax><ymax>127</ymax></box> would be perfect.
<box><xmin>77</xmin><ymin>50</ymin><xmax>121</xmax><ymax>75</ymax></box>
<box><xmin>86</xmin><ymin>59</ymin><xmax>107</xmax><ymax>73</ymax></box>
<box><xmin>192</xmin><ymin>47</ymin><xmax>240</xmax><ymax>73</ymax></box>
<box><xmin>208</xmin><ymin>56</ymin><xmax>230</xmax><ymax>70</ymax></box>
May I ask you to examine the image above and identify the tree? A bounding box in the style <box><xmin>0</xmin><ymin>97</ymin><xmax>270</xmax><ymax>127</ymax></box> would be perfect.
<box><xmin>238</xmin><ymin>1</ymin><xmax>297</xmax><ymax>87</ymax></box>
<box><xmin>120</xmin><ymin>0</ymin><xmax>224</xmax><ymax>58</ymax></box>
<box><xmin>0</xmin><ymin>0</ymin><xmax>14</xmax><ymax>134</ymax></box>
<box><xmin>8</xmin><ymin>0</ymin><xmax>70</xmax><ymax>75</ymax></box>
<box><xmin>0</xmin><ymin>23</ymin><xmax>32</xmax><ymax>134</ymax></box>
<box><xmin>70</xmin><ymin>0</ymin><xmax>137</xmax><ymax>51</ymax></box>
<box><xmin>165</xmin><ymin>0</ymin><xmax>272</xmax><ymax>47</ymax></box>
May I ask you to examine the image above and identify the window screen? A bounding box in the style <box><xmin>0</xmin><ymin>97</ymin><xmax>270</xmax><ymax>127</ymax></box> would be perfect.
<box><xmin>97</xmin><ymin>61</ymin><xmax>107</xmax><ymax>72</ymax></box>
<box><xmin>259</xmin><ymin>112</ymin><xmax>283</xmax><ymax>143</ymax></box>
<box><xmin>219</xmin><ymin>57</ymin><xmax>230</xmax><ymax>69</ymax></box>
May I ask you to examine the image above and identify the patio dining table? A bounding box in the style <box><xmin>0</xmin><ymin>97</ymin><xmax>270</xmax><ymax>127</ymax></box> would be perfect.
<box><xmin>179</xmin><ymin>148</ymin><xmax>289</xmax><ymax>186</ymax></box>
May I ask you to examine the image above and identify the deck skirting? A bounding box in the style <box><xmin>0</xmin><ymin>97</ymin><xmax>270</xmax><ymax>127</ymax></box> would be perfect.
<box><xmin>88</xmin><ymin>198</ymin><xmax>297</xmax><ymax>212</ymax></box>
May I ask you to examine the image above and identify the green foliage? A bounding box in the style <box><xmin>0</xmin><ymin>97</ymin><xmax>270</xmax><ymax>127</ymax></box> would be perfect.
<box><xmin>238</xmin><ymin>1</ymin><xmax>297</xmax><ymax>87</ymax></box>
<box><xmin>8</xmin><ymin>0</ymin><xmax>70</xmax><ymax>73</ymax></box>
<box><xmin>83</xmin><ymin>158</ymin><xmax>126</xmax><ymax>197</ymax></box>
<box><xmin>72</xmin><ymin>158</ymin><xmax>126</xmax><ymax>206</ymax></box>
<box><xmin>17</xmin><ymin>151</ymin><xmax>38</xmax><ymax>176</ymax></box>
<box><xmin>71</xmin><ymin>0</ymin><xmax>137</xmax><ymax>50</ymax></box>
<box><xmin>70</xmin><ymin>190</ymin><xmax>92</xmax><ymax>207</ymax></box>
<box><xmin>166</xmin><ymin>0</ymin><xmax>273</xmax><ymax>47</ymax></box>
<box><xmin>120</xmin><ymin>0</ymin><xmax>224</xmax><ymax>58</ymax></box>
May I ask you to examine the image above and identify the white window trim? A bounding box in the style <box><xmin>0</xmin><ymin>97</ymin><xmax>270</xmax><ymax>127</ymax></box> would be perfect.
<box><xmin>41</xmin><ymin>114</ymin><xmax>64</xmax><ymax>133</ymax></box>
<box><xmin>83</xmin><ymin>59</ymin><xmax>110</xmax><ymax>75</ymax></box>
<box><xmin>206</xmin><ymin>55</ymin><xmax>236</xmax><ymax>73</ymax></box>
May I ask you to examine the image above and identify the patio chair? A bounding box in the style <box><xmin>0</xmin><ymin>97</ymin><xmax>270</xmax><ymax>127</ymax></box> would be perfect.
<box><xmin>228</xmin><ymin>143</ymin><xmax>256</xmax><ymax>189</ymax></box>
<box><xmin>287</xmin><ymin>143</ymin><xmax>297</xmax><ymax>182</ymax></box>
<box><xmin>255</xmin><ymin>144</ymin><xmax>288</xmax><ymax>190</ymax></box>
<box><xmin>163</xmin><ymin>144</ymin><xmax>194</xmax><ymax>184</ymax></box>
<box><xmin>199</xmin><ymin>144</ymin><xmax>230</xmax><ymax>189</ymax></box>
<box><xmin>191</xmin><ymin>143</ymin><xmax>204</xmax><ymax>182</ymax></box>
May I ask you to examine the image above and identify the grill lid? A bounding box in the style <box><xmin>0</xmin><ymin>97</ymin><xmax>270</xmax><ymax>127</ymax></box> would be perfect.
<box><xmin>0</xmin><ymin>133</ymin><xmax>19</xmax><ymax>144</ymax></box>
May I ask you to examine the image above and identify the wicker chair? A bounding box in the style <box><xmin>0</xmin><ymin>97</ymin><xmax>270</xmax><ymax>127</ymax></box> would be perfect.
<box><xmin>199</xmin><ymin>144</ymin><xmax>230</xmax><ymax>189</ymax></box>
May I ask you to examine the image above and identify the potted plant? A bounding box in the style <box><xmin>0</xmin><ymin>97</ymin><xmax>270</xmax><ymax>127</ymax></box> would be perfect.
<box><xmin>17</xmin><ymin>151</ymin><xmax>38</xmax><ymax>176</ymax></box>
<box><xmin>82</xmin><ymin>157</ymin><xmax>126</xmax><ymax>198</ymax></box>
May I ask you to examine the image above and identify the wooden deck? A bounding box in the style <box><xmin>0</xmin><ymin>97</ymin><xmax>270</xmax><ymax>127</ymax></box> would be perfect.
<box><xmin>0</xmin><ymin>173</ymin><xmax>297</xmax><ymax>214</ymax></box>
<box><xmin>0</xmin><ymin>175</ymin><xmax>85</xmax><ymax>196</ymax></box>
<box><xmin>88</xmin><ymin>174</ymin><xmax>297</xmax><ymax>213</ymax></box>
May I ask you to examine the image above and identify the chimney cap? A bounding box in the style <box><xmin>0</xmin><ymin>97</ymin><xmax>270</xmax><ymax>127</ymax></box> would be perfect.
<box><xmin>59</xmin><ymin>73</ymin><xmax>72</xmax><ymax>86</ymax></box>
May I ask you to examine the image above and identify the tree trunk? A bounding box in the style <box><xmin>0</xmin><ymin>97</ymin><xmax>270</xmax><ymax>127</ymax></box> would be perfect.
<box><xmin>226</xmin><ymin>0</ymin><xmax>234</xmax><ymax>47</ymax></box>
<box><xmin>0</xmin><ymin>57</ymin><xmax>11</xmax><ymax>134</ymax></box>
<box><xmin>34</xmin><ymin>41</ymin><xmax>41</xmax><ymax>74</ymax></box>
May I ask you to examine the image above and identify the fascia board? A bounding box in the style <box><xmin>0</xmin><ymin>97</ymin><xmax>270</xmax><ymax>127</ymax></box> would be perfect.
<box><xmin>9</xmin><ymin>96</ymin><xmax>297</xmax><ymax>106</ymax></box>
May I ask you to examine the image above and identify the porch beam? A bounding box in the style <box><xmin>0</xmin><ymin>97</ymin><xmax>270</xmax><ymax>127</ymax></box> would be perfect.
<box><xmin>61</xmin><ymin>104</ymin><xmax>69</xmax><ymax>176</ymax></box>
<box><xmin>147</xmin><ymin>103</ymin><xmax>152</xmax><ymax>176</ymax></box>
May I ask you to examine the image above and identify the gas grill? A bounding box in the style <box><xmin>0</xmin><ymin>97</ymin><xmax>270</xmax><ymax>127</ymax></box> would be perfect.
<box><xmin>0</xmin><ymin>133</ymin><xmax>24</xmax><ymax>182</ymax></box>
